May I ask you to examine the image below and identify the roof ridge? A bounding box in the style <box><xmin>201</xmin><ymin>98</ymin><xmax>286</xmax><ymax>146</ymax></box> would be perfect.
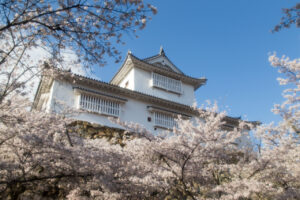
<box><xmin>143</xmin><ymin>53</ymin><xmax>160</xmax><ymax>61</ymax></box>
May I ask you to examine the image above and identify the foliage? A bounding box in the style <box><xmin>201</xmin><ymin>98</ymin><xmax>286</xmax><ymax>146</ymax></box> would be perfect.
<box><xmin>0</xmin><ymin>1</ymin><xmax>299</xmax><ymax>199</ymax></box>
<box><xmin>0</xmin><ymin>0</ymin><xmax>156</xmax><ymax>103</ymax></box>
<box><xmin>0</xmin><ymin>59</ymin><xmax>299</xmax><ymax>200</ymax></box>
<box><xmin>0</xmin><ymin>0</ymin><xmax>156</xmax><ymax>65</ymax></box>
<box><xmin>273</xmin><ymin>3</ymin><xmax>300</xmax><ymax>32</ymax></box>
<box><xmin>1</xmin><ymin>83</ymin><xmax>299</xmax><ymax>199</ymax></box>
<box><xmin>0</xmin><ymin>96</ymin><xmax>154</xmax><ymax>199</ymax></box>
<box><xmin>118</xmin><ymin>79</ymin><xmax>300</xmax><ymax>200</ymax></box>
<box><xmin>269</xmin><ymin>54</ymin><xmax>300</xmax><ymax>134</ymax></box>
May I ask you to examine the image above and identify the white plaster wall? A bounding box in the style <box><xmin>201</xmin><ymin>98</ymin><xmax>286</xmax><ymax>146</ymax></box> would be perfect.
<box><xmin>133</xmin><ymin>68</ymin><xmax>195</xmax><ymax>106</ymax></box>
<box><xmin>45</xmin><ymin>81</ymin><xmax>56</xmax><ymax>112</ymax></box>
<box><xmin>40</xmin><ymin>93</ymin><xmax>50</xmax><ymax>111</ymax></box>
<box><xmin>47</xmin><ymin>79</ymin><xmax>198</xmax><ymax>134</ymax></box>
<box><xmin>75</xmin><ymin>113</ymin><xmax>125</xmax><ymax>129</ymax></box>
<box><xmin>119</xmin><ymin>68</ymin><xmax>135</xmax><ymax>90</ymax></box>
<box><xmin>236</xmin><ymin>130</ymin><xmax>253</xmax><ymax>149</ymax></box>
<box><xmin>132</xmin><ymin>67</ymin><xmax>151</xmax><ymax>94</ymax></box>
<box><xmin>121</xmin><ymin>98</ymin><xmax>154</xmax><ymax>131</ymax></box>
<box><xmin>180</xmin><ymin>83</ymin><xmax>196</xmax><ymax>106</ymax></box>
<box><xmin>74</xmin><ymin>97</ymin><xmax>177</xmax><ymax>134</ymax></box>
<box><xmin>48</xmin><ymin>80</ymin><xmax>76</xmax><ymax>113</ymax></box>
<box><xmin>47</xmin><ymin>80</ymin><xmax>158</xmax><ymax>132</ymax></box>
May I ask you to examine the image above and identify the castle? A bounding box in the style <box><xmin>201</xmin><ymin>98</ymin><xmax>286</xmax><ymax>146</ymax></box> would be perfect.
<box><xmin>33</xmin><ymin>48</ymin><xmax>241</xmax><ymax>133</ymax></box>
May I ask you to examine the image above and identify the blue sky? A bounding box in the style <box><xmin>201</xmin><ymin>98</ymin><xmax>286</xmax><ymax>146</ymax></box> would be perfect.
<box><xmin>94</xmin><ymin>0</ymin><xmax>300</xmax><ymax>124</ymax></box>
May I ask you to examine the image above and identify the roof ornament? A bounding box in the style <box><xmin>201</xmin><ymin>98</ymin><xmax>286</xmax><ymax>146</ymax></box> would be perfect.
<box><xmin>127</xmin><ymin>49</ymin><xmax>132</xmax><ymax>54</ymax></box>
<box><xmin>159</xmin><ymin>46</ymin><xmax>165</xmax><ymax>56</ymax></box>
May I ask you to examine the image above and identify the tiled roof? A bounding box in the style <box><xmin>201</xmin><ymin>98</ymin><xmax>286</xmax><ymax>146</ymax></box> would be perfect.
<box><xmin>73</xmin><ymin>87</ymin><xmax>128</xmax><ymax>102</ymax></box>
<box><xmin>152</xmin><ymin>62</ymin><xmax>174</xmax><ymax>72</ymax></box>
<box><xmin>128</xmin><ymin>53</ymin><xmax>207</xmax><ymax>90</ymax></box>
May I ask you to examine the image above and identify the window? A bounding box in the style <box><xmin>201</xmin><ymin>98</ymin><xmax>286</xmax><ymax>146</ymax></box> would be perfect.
<box><xmin>79</xmin><ymin>94</ymin><xmax>120</xmax><ymax>117</ymax></box>
<box><xmin>154</xmin><ymin>112</ymin><xmax>178</xmax><ymax>129</ymax></box>
<box><xmin>152</xmin><ymin>72</ymin><xmax>182</xmax><ymax>94</ymax></box>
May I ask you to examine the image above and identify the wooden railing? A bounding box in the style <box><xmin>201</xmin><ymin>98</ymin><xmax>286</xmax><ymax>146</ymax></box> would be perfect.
<box><xmin>80</xmin><ymin>94</ymin><xmax>120</xmax><ymax>117</ymax></box>
<box><xmin>152</xmin><ymin>72</ymin><xmax>182</xmax><ymax>94</ymax></box>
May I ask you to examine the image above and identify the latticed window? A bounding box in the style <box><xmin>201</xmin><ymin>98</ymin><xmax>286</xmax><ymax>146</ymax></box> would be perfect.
<box><xmin>79</xmin><ymin>94</ymin><xmax>120</xmax><ymax>117</ymax></box>
<box><xmin>152</xmin><ymin>72</ymin><xmax>182</xmax><ymax>94</ymax></box>
<box><xmin>154</xmin><ymin>112</ymin><xmax>178</xmax><ymax>129</ymax></box>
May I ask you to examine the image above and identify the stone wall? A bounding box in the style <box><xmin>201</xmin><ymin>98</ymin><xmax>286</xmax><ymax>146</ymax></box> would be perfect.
<box><xmin>68</xmin><ymin>120</ymin><xmax>135</xmax><ymax>146</ymax></box>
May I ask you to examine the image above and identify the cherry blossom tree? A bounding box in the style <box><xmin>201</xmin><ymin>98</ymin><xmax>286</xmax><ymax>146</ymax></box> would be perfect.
<box><xmin>0</xmin><ymin>95</ymin><xmax>156</xmax><ymax>199</ymax></box>
<box><xmin>0</xmin><ymin>0</ymin><xmax>157</xmax><ymax>103</ymax></box>
<box><xmin>121</xmin><ymin>107</ymin><xmax>253</xmax><ymax>199</ymax></box>
<box><xmin>2</xmin><ymin>64</ymin><xmax>299</xmax><ymax>199</ymax></box>
<box><xmin>116</xmin><ymin>54</ymin><xmax>300</xmax><ymax>200</ymax></box>
<box><xmin>0</xmin><ymin>1</ymin><xmax>158</xmax><ymax>199</ymax></box>
<box><xmin>1</xmin><ymin>1</ymin><xmax>299</xmax><ymax>199</ymax></box>
<box><xmin>0</xmin><ymin>0</ymin><xmax>156</xmax><ymax>66</ymax></box>
<box><xmin>269</xmin><ymin>54</ymin><xmax>300</xmax><ymax>134</ymax></box>
<box><xmin>273</xmin><ymin>3</ymin><xmax>300</xmax><ymax>32</ymax></box>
